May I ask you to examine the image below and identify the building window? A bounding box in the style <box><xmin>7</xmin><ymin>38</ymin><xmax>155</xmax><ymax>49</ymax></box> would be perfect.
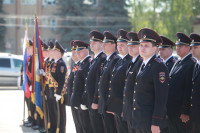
<box><xmin>4</xmin><ymin>17</ymin><xmax>16</xmax><ymax>27</ymax></box>
<box><xmin>21</xmin><ymin>0</ymin><xmax>36</xmax><ymax>5</ymax></box>
<box><xmin>3</xmin><ymin>0</ymin><xmax>15</xmax><ymax>4</ymax></box>
<box><xmin>42</xmin><ymin>16</ymin><xmax>57</xmax><ymax>27</ymax></box>
<box><xmin>42</xmin><ymin>0</ymin><xmax>57</xmax><ymax>6</ymax></box>
<box><xmin>21</xmin><ymin>17</ymin><xmax>34</xmax><ymax>27</ymax></box>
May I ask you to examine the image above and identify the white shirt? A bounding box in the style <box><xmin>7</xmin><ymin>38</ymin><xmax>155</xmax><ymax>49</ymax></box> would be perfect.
<box><xmin>198</xmin><ymin>60</ymin><xmax>200</xmax><ymax>65</ymax></box>
<box><xmin>143</xmin><ymin>54</ymin><xmax>155</xmax><ymax>66</ymax></box>
<box><xmin>137</xmin><ymin>54</ymin><xmax>155</xmax><ymax>75</ymax></box>
<box><xmin>164</xmin><ymin>55</ymin><xmax>173</xmax><ymax>64</ymax></box>
<box><xmin>132</xmin><ymin>55</ymin><xmax>139</xmax><ymax>63</ymax></box>
<box><xmin>121</xmin><ymin>54</ymin><xmax>128</xmax><ymax>59</ymax></box>
<box><xmin>75</xmin><ymin>61</ymin><xmax>79</xmax><ymax>65</ymax></box>
<box><xmin>106</xmin><ymin>52</ymin><xmax>115</xmax><ymax>61</ymax></box>
<box><xmin>94</xmin><ymin>51</ymin><xmax>103</xmax><ymax>59</ymax></box>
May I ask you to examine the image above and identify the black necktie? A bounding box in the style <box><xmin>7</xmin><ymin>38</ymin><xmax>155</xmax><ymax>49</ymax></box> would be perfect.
<box><xmin>141</xmin><ymin>63</ymin><xmax>145</xmax><ymax>71</ymax></box>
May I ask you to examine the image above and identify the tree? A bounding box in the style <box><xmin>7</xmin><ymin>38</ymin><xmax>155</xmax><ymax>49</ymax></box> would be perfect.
<box><xmin>128</xmin><ymin>0</ymin><xmax>200</xmax><ymax>42</ymax></box>
<box><xmin>0</xmin><ymin>0</ymin><xmax>6</xmax><ymax>52</ymax></box>
<box><xmin>56</xmin><ymin>0</ymin><xmax>90</xmax><ymax>51</ymax></box>
<box><xmin>97</xmin><ymin>0</ymin><xmax>131</xmax><ymax>35</ymax></box>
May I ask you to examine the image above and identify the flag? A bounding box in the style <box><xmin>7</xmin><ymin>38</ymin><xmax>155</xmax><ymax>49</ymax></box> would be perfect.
<box><xmin>32</xmin><ymin>15</ymin><xmax>45</xmax><ymax>119</ymax></box>
<box><xmin>22</xmin><ymin>23</ymin><xmax>31</xmax><ymax>98</ymax></box>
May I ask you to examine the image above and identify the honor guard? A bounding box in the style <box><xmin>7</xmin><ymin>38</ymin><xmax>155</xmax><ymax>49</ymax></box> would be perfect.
<box><xmin>132</xmin><ymin>28</ymin><xmax>169</xmax><ymax>133</ymax></box>
<box><xmin>46</xmin><ymin>40</ymin><xmax>56</xmax><ymax>132</ymax></box>
<box><xmin>84</xmin><ymin>30</ymin><xmax>106</xmax><ymax>133</ymax></box>
<box><xmin>23</xmin><ymin>40</ymin><xmax>33</xmax><ymax>127</ymax></box>
<box><xmin>65</xmin><ymin>40</ymin><xmax>83</xmax><ymax>133</ymax></box>
<box><xmin>190</xmin><ymin>33</ymin><xmax>200</xmax><ymax>133</ymax></box>
<box><xmin>70</xmin><ymin>40</ymin><xmax>93</xmax><ymax>133</ymax></box>
<box><xmin>122</xmin><ymin>32</ymin><xmax>142</xmax><ymax>133</ymax></box>
<box><xmin>106</xmin><ymin>29</ymin><xmax>132</xmax><ymax>133</ymax></box>
<box><xmin>167</xmin><ymin>32</ymin><xmax>196</xmax><ymax>133</ymax></box>
<box><xmin>50</xmin><ymin>41</ymin><xmax>67</xmax><ymax>133</ymax></box>
<box><xmin>98</xmin><ymin>31</ymin><xmax>121</xmax><ymax>133</ymax></box>
<box><xmin>159</xmin><ymin>36</ymin><xmax>177</xmax><ymax>72</ymax></box>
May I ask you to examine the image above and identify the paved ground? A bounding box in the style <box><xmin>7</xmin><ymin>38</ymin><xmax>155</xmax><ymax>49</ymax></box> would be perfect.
<box><xmin>0</xmin><ymin>86</ymin><xmax>76</xmax><ymax>133</ymax></box>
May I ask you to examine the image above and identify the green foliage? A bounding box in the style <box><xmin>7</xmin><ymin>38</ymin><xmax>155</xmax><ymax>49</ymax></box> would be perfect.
<box><xmin>57</xmin><ymin>0</ymin><xmax>131</xmax><ymax>51</ymax></box>
<box><xmin>128</xmin><ymin>0</ymin><xmax>200</xmax><ymax>42</ymax></box>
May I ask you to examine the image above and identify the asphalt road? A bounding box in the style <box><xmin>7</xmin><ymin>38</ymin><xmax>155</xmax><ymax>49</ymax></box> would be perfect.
<box><xmin>0</xmin><ymin>86</ymin><xmax>76</xmax><ymax>133</ymax></box>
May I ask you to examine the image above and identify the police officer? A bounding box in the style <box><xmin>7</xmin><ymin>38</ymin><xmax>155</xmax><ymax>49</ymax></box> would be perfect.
<box><xmin>23</xmin><ymin>40</ymin><xmax>33</xmax><ymax>127</ymax></box>
<box><xmin>105</xmin><ymin>29</ymin><xmax>132</xmax><ymax>133</ymax></box>
<box><xmin>38</xmin><ymin>41</ymin><xmax>49</xmax><ymax>133</ymax></box>
<box><xmin>189</xmin><ymin>33</ymin><xmax>200</xmax><ymax>133</ymax></box>
<box><xmin>46</xmin><ymin>41</ymin><xmax>56</xmax><ymax>132</ymax></box>
<box><xmin>84</xmin><ymin>30</ymin><xmax>106</xmax><ymax>133</ymax></box>
<box><xmin>122</xmin><ymin>32</ymin><xmax>143</xmax><ymax>133</ymax></box>
<box><xmin>98</xmin><ymin>31</ymin><xmax>121</xmax><ymax>133</ymax></box>
<box><xmin>50</xmin><ymin>41</ymin><xmax>67</xmax><ymax>133</ymax></box>
<box><xmin>132</xmin><ymin>28</ymin><xmax>169</xmax><ymax>133</ymax></box>
<box><xmin>159</xmin><ymin>36</ymin><xmax>177</xmax><ymax>72</ymax></box>
<box><xmin>167</xmin><ymin>32</ymin><xmax>196</xmax><ymax>133</ymax></box>
<box><xmin>65</xmin><ymin>40</ymin><xmax>82</xmax><ymax>133</ymax></box>
<box><xmin>70</xmin><ymin>40</ymin><xmax>92</xmax><ymax>133</ymax></box>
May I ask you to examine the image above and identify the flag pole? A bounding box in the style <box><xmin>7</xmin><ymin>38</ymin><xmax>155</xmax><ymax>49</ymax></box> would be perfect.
<box><xmin>35</xmin><ymin>15</ymin><xmax>48</xmax><ymax>133</ymax></box>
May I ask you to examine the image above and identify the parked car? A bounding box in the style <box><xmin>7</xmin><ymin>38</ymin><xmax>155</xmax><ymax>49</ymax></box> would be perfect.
<box><xmin>0</xmin><ymin>53</ymin><xmax>23</xmax><ymax>89</ymax></box>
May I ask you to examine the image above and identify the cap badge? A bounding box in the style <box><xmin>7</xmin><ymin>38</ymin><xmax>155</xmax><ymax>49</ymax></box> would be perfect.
<box><xmin>143</xmin><ymin>35</ymin><xmax>146</xmax><ymax>38</ymax></box>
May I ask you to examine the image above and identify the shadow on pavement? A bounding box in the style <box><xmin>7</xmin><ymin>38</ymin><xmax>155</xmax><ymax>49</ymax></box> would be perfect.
<box><xmin>20</xmin><ymin>125</ymin><xmax>39</xmax><ymax>133</ymax></box>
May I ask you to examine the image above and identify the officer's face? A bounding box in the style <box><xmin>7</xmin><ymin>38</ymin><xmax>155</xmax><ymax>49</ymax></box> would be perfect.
<box><xmin>176</xmin><ymin>45</ymin><xmax>190</xmax><ymax>58</ymax></box>
<box><xmin>42</xmin><ymin>50</ymin><xmax>48</xmax><ymax>58</ymax></box>
<box><xmin>191</xmin><ymin>45</ymin><xmax>200</xmax><ymax>60</ymax></box>
<box><xmin>117</xmin><ymin>42</ymin><xmax>128</xmax><ymax>56</ymax></box>
<box><xmin>128</xmin><ymin>45</ymin><xmax>139</xmax><ymax>57</ymax></box>
<box><xmin>76</xmin><ymin>48</ymin><xmax>89</xmax><ymax>61</ymax></box>
<box><xmin>90</xmin><ymin>41</ymin><xmax>102</xmax><ymax>52</ymax></box>
<box><xmin>48</xmin><ymin>50</ymin><xmax>54</xmax><ymax>59</ymax></box>
<box><xmin>53</xmin><ymin>50</ymin><xmax>62</xmax><ymax>59</ymax></box>
<box><xmin>71</xmin><ymin>50</ymin><xmax>79</xmax><ymax>62</ymax></box>
<box><xmin>102</xmin><ymin>42</ymin><xmax>116</xmax><ymax>55</ymax></box>
<box><xmin>159</xmin><ymin>47</ymin><xmax>173</xmax><ymax>60</ymax></box>
<box><xmin>139</xmin><ymin>42</ymin><xmax>157</xmax><ymax>60</ymax></box>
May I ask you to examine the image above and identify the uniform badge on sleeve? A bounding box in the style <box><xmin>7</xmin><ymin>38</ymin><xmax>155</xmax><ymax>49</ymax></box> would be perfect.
<box><xmin>159</xmin><ymin>72</ymin><xmax>166</xmax><ymax>83</ymax></box>
<box><xmin>60</xmin><ymin>66</ymin><xmax>65</xmax><ymax>73</ymax></box>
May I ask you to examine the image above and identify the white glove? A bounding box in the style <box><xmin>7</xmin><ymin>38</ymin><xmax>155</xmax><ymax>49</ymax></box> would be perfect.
<box><xmin>54</xmin><ymin>94</ymin><xmax>62</xmax><ymax>102</ymax></box>
<box><xmin>39</xmin><ymin>69</ymin><xmax>46</xmax><ymax>76</ymax></box>
<box><xmin>74</xmin><ymin>107</ymin><xmax>78</xmax><ymax>109</ymax></box>
<box><xmin>80</xmin><ymin>104</ymin><xmax>88</xmax><ymax>110</ymax></box>
<box><xmin>29</xmin><ymin>85</ymin><xmax>32</xmax><ymax>91</ymax></box>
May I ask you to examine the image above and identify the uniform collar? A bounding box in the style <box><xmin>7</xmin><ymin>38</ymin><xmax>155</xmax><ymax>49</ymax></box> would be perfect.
<box><xmin>106</xmin><ymin>52</ymin><xmax>115</xmax><ymax>61</ymax></box>
<box><xmin>55</xmin><ymin>58</ymin><xmax>61</xmax><ymax>63</ymax></box>
<box><xmin>181</xmin><ymin>53</ymin><xmax>191</xmax><ymax>61</ymax></box>
<box><xmin>143</xmin><ymin>54</ymin><xmax>155</xmax><ymax>66</ymax></box>
<box><xmin>94</xmin><ymin>51</ymin><xmax>103</xmax><ymax>59</ymax></box>
<box><xmin>164</xmin><ymin>55</ymin><xmax>172</xmax><ymax>64</ymax></box>
<box><xmin>80</xmin><ymin>55</ymin><xmax>90</xmax><ymax>63</ymax></box>
<box><xmin>132</xmin><ymin>55</ymin><xmax>139</xmax><ymax>63</ymax></box>
<box><xmin>75</xmin><ymin>61</ymin><xmax>80</xmax><ymax>64</ymax></box>
<box><xmin>121</xmin><ymin>54</ymin><xmax>128</xmax><ymax>59</ymax></box>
